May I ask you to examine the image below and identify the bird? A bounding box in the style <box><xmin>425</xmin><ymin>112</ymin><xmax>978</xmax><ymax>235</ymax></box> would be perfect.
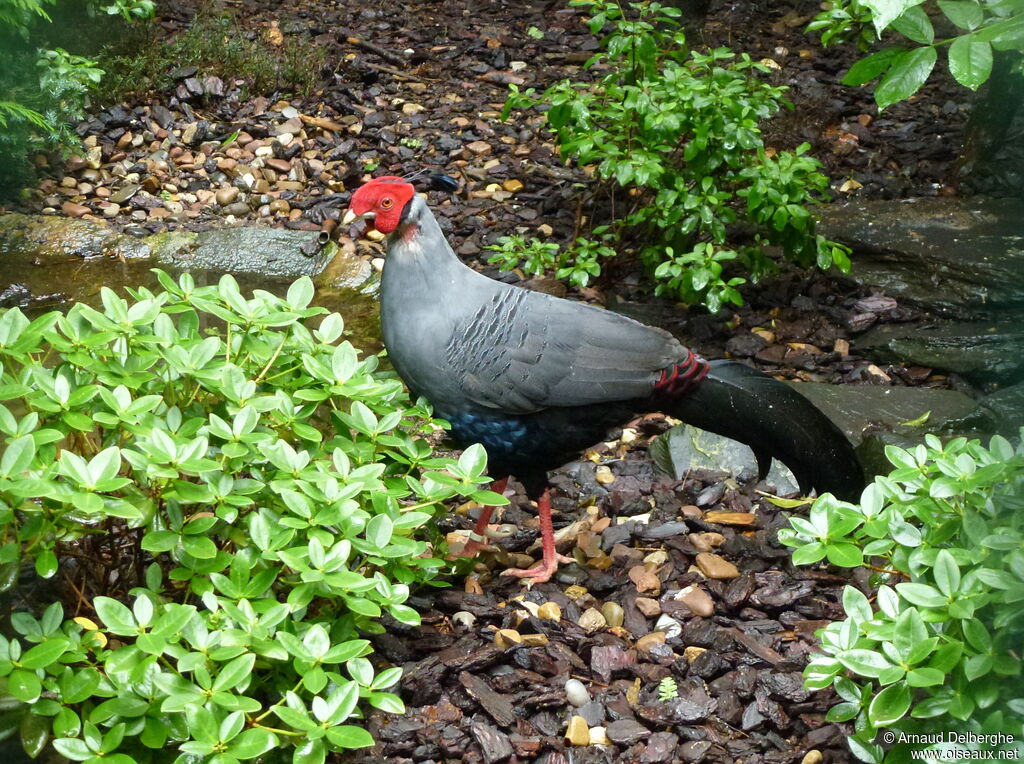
<box><xmin>343</xmin><ymin>175</ymin><xmax>863</xmax><ymax>583</ymax></box>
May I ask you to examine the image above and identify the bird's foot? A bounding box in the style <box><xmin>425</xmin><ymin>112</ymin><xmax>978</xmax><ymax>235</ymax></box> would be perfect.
<box><xmin>500</xmin><ymin>552</ymin><xmax>574</xmax><ymax>584</ymax></box>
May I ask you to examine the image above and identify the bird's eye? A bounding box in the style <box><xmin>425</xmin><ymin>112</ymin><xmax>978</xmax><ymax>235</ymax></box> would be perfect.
<box><xmin>381</xmin><ymin>198</ymin><xmax>394</xmax><ymax>208</ymax></box>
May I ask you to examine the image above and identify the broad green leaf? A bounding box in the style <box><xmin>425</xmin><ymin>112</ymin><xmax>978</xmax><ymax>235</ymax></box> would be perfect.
<box><xmin>8</xmin><ymin>668</ymin><xmax>42</xmax><ymax>702</ymax></box>
<box><xmin>864</xmin><ymin>0</ymin><xmax>927</xmax><ymax>33</ymax></box>
<box><xmin>891</xmin><ymin>6</ymin><xmax>934</xmax><ymax>43</ymax></box>
<box><xmin>947</xmin><ymin>36</ymin><xmax>993</xmax><ymax>90</ymax></box>
<box><xmin>876</xmin><ymin>46</ymin><xmax>937</xmax><ymax>110</ymax></box>
<box><xmin>938</xmin><ymin>0</ymin><xmax>984</xmax><ymax>29</ymax></box>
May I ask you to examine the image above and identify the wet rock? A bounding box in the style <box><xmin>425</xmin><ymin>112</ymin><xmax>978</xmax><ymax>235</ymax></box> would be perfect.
<box><xmin>978</xmin><ymin>383</ymin><xmax>1024</xmax><ymax>437</ymax></box>
<box><xmin>819</xmin><ymin>197</ymin><xmax>1024</xmax><ymax>316</ymax></box>
<box><xmin>634</xmin><ymin>632</ymin><xmax>666</xmax><ymax>653</ymax></box>
<box><xmin>578</xmin><ymin>608</ymin><xmax>607</xmax><ymax>633</ymax></box>
<box><xmin>792</xmin><ymin>382</ymin><xmax>992</xmax><ymax>447</ymax></box>
<box><xmin>61</xmin><ymin>201</ymin><xmax>91</xmax><ymax>218</ymax></box>
<box><xmin>601</xmin><ymin>602</ymin><xmax>624</xmax><ymax>628</ymax></box>
<box><xmin>857</xmin><ymin>318</ymin><xmax>1024</xmax><ymax>386</ymax></box>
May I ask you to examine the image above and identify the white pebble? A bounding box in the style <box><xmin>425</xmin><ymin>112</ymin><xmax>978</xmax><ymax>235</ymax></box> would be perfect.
<box><xmin>654</xmin><ymin>613</ymin><xmax>682</xmax><ymax>640</ymax></box>
<box><xmin>452</xmin><ymin>611</ymin><xmax>476</xmax><ymax>629</ymax></box>
<box><xmin>564</xmin><ymin>678</ymin><xmax>590</xmax><ymax>707</ymax></box>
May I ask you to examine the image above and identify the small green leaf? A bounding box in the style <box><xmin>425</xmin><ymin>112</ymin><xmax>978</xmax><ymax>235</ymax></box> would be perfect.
<box><xmin>867</xmin><ymin>682</ymin><xmax>912</xmax><ymax>726</ymax></box>
<box><xmin>325</xmin><ymin>725</ymin><xmax>374</xmax><ymax>749</ymax></box>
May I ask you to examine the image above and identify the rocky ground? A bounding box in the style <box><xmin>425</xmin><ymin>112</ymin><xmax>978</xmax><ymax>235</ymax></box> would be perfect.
<box><xmin>0</xmin><ymin>1</ymin><xmax>984</xmax><ymax>762</ymax></box>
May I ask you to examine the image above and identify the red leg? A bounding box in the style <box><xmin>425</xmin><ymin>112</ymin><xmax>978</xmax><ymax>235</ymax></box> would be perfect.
<box><xmin>501</xmin><ymin>489</ymin><xmax>574</xmax><ymax>583</ymax></box>
<box><xmin>453</xmin><ymin>477</ymin><xmax>507</xmax><ymax>558</ymax></box>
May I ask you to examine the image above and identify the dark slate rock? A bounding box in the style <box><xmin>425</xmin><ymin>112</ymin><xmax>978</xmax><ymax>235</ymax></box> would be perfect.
<box><xmin>606</xmin><ymin>718</ymin><xmax>651</xmax><ymax>745</ymax></box>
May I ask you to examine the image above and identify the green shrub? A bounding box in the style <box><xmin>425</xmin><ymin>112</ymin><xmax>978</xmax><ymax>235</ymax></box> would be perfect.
<box><xmin>0</xmin><ymin>272</ymin><xmax>504</xmax><ymax>763</ymax></box>
<box><xmin>484</xmin><ymin>232</ymin><xmax>611</xmax><ymax>288</ymax></box>
<box><xmin>779</xmin><ymin>432</ymin><xmax>1024</xmax><ymax>763</ymax></box>
<box><xmin>0</xmin><ymin>0</ymin><xmax>152</xmax><ymax>195</ymax></box>
<box><xmin>501</xmin><ymin>0</ymin><xmax>850</xmax><ymax>312</ymax></box>
<box><xmin>808</xmin><ymin>0</ymin><xmax>1024</xmax><ymax>109</ymax></box>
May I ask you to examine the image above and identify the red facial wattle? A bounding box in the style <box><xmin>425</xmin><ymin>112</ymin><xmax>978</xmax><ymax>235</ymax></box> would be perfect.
<box><xmin>347</xmin><ymin>177</ymin><xmax>416</xmax><ymax>234</ymax></box>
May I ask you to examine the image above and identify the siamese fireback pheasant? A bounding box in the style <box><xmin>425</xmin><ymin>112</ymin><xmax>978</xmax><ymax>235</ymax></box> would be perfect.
<box><xmin>344</xmin><ymin>176</ymin><xmax>863</xmax><ymax>583</ymax></box>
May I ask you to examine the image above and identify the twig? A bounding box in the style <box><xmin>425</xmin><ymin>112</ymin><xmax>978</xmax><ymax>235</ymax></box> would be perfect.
<box><xmin>361</xmin><ymin>60</ymin><xmax>434</xmax><ymax>84</ymax></box>
<box><xmin>342</xmin><ymin>33</ymin><xmax>409</xmax><ymax>67</ymax></box>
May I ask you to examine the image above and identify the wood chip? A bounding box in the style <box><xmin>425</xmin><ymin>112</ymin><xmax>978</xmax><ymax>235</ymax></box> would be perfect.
<box><xmin>459</xmin><ymin>671</ymin><xmax>518</xmax><ymax>727</ymax></box>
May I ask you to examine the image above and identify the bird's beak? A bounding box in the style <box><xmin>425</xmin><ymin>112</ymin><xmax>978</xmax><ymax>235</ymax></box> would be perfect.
<box><xmin>342</xmin><ymin>208</ymin><xmax>373</xmax><ymax>226</ymax></box>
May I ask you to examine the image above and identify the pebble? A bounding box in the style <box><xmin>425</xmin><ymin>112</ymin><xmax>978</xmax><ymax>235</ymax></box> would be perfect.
<box><xmin>695</xmin><ymin>552</ymin><xmax>740</xmax><ymax>579</ymax></box>
<box><xmin>635</xmin><ymin>632</ymin><xmax>666</xmax><ymax>652</ymax></box>
<box><xmin>466</xmin><ymin>140</ymin><xmax>492</xmax><ymax>155</ymax></box>
<box><xmin>589</xmin><ymin>726</ymin><xmax>611</xmax><ymax>746</ymax></box>
<box><xmin>688</xmin><ymin>532</ymin><xmax>725</xmax><ymax>551</ymax></box>
<box><xmin>578</xmin><ymin>607</ymin><xmax>607</xmax><ymax>633</ymax></box>
<box><xmin>452</xmin><ymin>611</ymin><xmax>476</xmax><ymax>628</ymax></box>
<box><xmin>565</xmin><ymin>715</ymin><xmax>590</xmax><ymax>746</ymax></box>
<box><xmin>600</xmin><ymin>601</ymin><xmax>624</xmax><ymax>628</ymax></box>
<box><xmin>674</xmin><ymin>585</ymin><xmax>714</xmax><ymax>617</ymax></box>
<box><xmin>654</xmin><ymin>614</ymin><xmax>682</xmax><ymax>640</ymax></box>
<box><xmin>564</xmin><ymin>678</ymin><xmax>590</xmax><ymax>707</ymax></box>
<box><xmin>635</xmin><ymin>597</ymin><xmax>661</xmax><ymax>617</ymax></box>
<box><xmin>222</xmin><ymin>201</ymin><xmax>249</xmax><ymax>217</ymax></box>
<box><xmin>538</xmin><ymin>602</ymin><xmax>562</xmax><ymax>621</ymax></box>
<box><xmin>502</xmin><ymin>178</ymin><xmax>524</xmax><ymax>193</ymax></box>
<box><xmin>215</xmin><ymin>186</ymin><xmax>239</xmax><ymax>206</ymax></box>
<box><xmin>684</xmin><ymin>646</ymin><xmax>707</xmax><ymax>662</ymax></box>
<box><xmin>802</xmin><ymin>751</ymin><xmax>824</xmax><ymax>764</ymax></box>
<box><xmin>60</xmin><ymin>201</ymin><xmax>90</xmax><ymax>218</ymax></box>
<box><xmin>594</xmin><ymin>465</ymin><xmax>615</xmax><ymax>485</ymax></box>
<box><xmin>519</xmin><ymin>633</ymin><xmax>549</xmax><ymax>647</ymax></box>
<box><xmin>494</xmin><ymin>629</ymin><xmax>522</xmax><ymax>649</ymax></box>
<box><xmin>101</xmin><ymin>203</ymin><xmax>120</xmax><ymax>218</ymax></box>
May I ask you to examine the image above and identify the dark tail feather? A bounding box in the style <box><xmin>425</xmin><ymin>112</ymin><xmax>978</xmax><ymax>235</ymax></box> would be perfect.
<box><xmin>667</xmin><ymin>360</ymin><xmax>863</xmax><ymax>501</ymax></box>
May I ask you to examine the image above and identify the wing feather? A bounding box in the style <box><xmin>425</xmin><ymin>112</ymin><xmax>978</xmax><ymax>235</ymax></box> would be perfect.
<box><xmin>443</xmin><ymin>284</ymin><xmax>687</xmax><ymax>413</ymax></box>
